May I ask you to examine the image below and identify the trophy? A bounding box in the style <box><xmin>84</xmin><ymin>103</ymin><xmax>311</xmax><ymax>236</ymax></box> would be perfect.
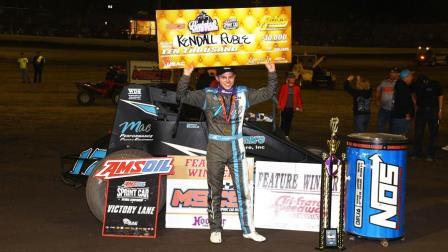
<box><xmin>317</xmin><ymin>118</ymin><xmax>346</xmax><ymax>250</ymax></box>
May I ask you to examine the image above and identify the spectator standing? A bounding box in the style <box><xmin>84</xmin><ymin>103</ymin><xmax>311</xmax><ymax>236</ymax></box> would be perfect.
<box><xmin>412</xmin><ymin>75</ymin><xmax>444</xmax><ymax>161</ymax></box>
<box><xmin>390</xmin><ymin>69</ymin><xmax>415</xmax><ymax>135</ymax></box>
<box><xmin>17</xmin><ymin>52</ymin><xmax>30</xmax><ymax>83</ymax></box>
<box><xmin>277</xmin><ymin>72</ymin><xmax>303</xmax><ymax>141</ymax></box>
<box><xmin>32</xmin><ymin>51</ymin><xmax>46</xmax><ymax>83</ymax></box>
<box><xmin>344</xmin><ymin>75</ymin><xmax>372</xmax><ymax>133</ymax></box>
<box><xmin>376</xmin><ymin>67</ymin><xmax>400</xmax><ymax>132</ymax></box>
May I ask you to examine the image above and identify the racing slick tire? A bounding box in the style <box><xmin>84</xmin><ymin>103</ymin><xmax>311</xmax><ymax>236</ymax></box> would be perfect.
<box><xmin>85</xmin><ymin>148</ymin><xmax>154</xmax><ymax>222</ymax></box>
<box><xmin>77</xmin><ymin>91</ymin><xmax>95</xmax><ymax>106</ymax></box>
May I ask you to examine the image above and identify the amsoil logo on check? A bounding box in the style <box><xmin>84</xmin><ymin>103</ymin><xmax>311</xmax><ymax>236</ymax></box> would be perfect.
<box><xmin>95</xmin><ymin>158</ymin><xmax>173</xmax><ymax>179</ymax></box>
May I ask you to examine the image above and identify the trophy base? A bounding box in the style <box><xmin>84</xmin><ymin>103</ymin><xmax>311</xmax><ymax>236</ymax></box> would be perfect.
<box><xmin>315</xmin><ymin>228</ymin><xmax>345</xmax><ymax>250</ymax></box>
<box><xmin>315</xmin><ymin>246</ymin><xmax>346</xmax><ymax>251</ymax></box>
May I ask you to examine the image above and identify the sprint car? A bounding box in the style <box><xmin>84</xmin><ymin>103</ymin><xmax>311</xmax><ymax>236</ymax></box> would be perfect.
<box><xmin>61</xmin><ymin>83</ymin><xmax>321</xmax><ymax>222</ymax></box>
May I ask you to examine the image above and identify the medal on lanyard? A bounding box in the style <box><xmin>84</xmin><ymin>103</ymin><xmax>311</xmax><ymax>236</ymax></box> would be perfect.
<box><xmin>219</xmin><ymin>95</ymin><xmax>236</xmax><ymax>124</ymax></box>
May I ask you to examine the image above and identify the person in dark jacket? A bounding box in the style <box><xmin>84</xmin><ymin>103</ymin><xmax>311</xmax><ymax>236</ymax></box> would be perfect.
<box><xmin>32</xmin><ymin>51</ymin><xmax>45</xmax><ymax>83</ymax></box>
<box><xmin>391</xmin><ymin>69</ymin><xmax>415</xmax><ymax>135</ymax></box>
<box><xmin>412</xmin><ymin>74</ymin><xmax>444</xmax><ymax>161</ymax></box>
<box><xmin>344</xmin><ymin>75</ymin><xmax>372</xmax><ymax>132</ymax></box>
<box><xmin>277</xmin><ymin>72</ymin><xmax>303</xmax><ymax>140</ymax></box>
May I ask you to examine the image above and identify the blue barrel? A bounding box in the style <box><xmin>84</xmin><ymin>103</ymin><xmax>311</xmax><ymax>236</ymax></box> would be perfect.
<box><xmin>345</xmin><ymin>133</ymin><xmax>407</xmax><ymax>239</ymax></box>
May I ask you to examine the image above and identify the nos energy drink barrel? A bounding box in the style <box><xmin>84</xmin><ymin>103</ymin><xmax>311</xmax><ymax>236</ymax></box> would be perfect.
<box><xmin>345</xmin><ymin>133</ymin><xmax>407</xmax><ymax>239</ymax></box>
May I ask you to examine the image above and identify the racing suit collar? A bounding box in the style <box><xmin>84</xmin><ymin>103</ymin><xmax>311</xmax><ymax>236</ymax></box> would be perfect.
<box><xmin>218</xmin><ymin>85</ymin><xmax>235</xmax><ymax>95</ymax></box>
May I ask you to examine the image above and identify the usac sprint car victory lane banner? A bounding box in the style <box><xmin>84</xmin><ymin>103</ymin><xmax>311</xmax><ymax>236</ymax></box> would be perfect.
<box><xmin>95</xmin><ymin>157</ymin><xmax>173</xmax><ymax>238</ymax></box>
<box><xmin>254</xmin><ymin>161</ymin><xmax>341</xmax><ymax>232</ymax></box>
<box><xmin>166</xmin><ymin>156</ymin><xmax>254</xmax><ymax>230</ymax></box>
<box><xmin>156</xmin><ymin>6</ymin><xmax>291</xmax><ymax>69</ymax></box>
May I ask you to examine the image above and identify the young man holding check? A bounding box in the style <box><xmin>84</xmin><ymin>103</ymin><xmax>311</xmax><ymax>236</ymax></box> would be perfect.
<box><xmin>177</xmin><ymin>63</ymin><xmax>277</xmax><ymax>243</ymax></box>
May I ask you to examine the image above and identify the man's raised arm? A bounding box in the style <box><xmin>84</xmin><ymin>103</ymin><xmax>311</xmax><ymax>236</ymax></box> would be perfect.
<box><xmin>247</xmin><ymin>62</ymin><xmax>278</xmax><ymax>107</ymax></box>
<box><xmin>176</xmin><ymin>66</ymin><xmax>206</xmax><ymax>108</ymax></box>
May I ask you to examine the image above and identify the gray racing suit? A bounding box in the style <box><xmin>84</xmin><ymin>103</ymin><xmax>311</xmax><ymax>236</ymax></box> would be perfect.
<box><xmin>176</xmin><ymin>72</ymin><xmax>277</xmax><ymax>234</ymax></box>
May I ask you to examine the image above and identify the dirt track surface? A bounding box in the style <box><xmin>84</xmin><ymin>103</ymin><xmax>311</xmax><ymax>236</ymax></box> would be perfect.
<box><xmin>0</xmin><ymin>45</ymin><xmax>447</xmax><ymax>252</ymax></box>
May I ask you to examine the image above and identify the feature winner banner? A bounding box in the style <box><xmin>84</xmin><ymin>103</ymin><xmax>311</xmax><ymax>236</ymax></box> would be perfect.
<box><xmin>166</xmin><ymin>156</ymin><xmax>254</xmax><ymax>230</ymax></box>
<box><xmin>156</xmin><ymin>6</ymin><xmax>291</xmax><ymax>69</ymax></box>
<box><xmin>95</xmin><ymin>157</ymin><xmax>174</xmax><ymax>238</ymax></box>
<box><xmin>254</xmin><ymin>161</ymin><xmax>341</xmax><ymax>232</ymax></box>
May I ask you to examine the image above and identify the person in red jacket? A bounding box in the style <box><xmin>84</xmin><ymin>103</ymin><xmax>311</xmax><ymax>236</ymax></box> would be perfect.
<box><xmin>278</xmin><ymin>72</ymin><xmax>303</xmax><ymax>140</ymax></box>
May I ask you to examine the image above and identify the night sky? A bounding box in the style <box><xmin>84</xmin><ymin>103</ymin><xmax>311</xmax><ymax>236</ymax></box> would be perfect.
<box><xmin>2</xmin><ymin>0</ymin><xmax>448</xmax><ymax>23</ymax></box>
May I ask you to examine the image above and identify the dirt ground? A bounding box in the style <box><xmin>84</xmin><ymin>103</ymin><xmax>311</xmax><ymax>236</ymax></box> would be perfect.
<box><xmin>0</xmin><ymin>45</ymin><xmax>447</xmax><ymax>252</ymax></box>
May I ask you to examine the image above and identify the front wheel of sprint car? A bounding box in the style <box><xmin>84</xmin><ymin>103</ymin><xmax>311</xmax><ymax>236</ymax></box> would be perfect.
<box><xmin>85</xmin><ymin>149</ymin><xmax>153</xmax><ymax>222</ymax></box>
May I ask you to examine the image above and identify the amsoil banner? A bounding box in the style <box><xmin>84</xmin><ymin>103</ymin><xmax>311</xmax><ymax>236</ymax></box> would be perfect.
<box><xmin>166</xmin><ymin>156</ymin><xmax>254</xmax><ymax>230</ymax></box>
<box><xmin>98</xmin><ymin>157</ymin><xmax>174</xmax><ymax>238</ymax></box>
<box><xmin>253</xmin><ymin>161</ymin><xmax>341</xmax><ymax>232</ymax></box>
<box><xmin>156</xmin><ymin>6</ymin><xmax>292</xmax><ymax>69</ymax></box>
<box><xmin>102</xmin><ymin>175</ymin><xmax>160</xmax><ymax>238</ymax></box>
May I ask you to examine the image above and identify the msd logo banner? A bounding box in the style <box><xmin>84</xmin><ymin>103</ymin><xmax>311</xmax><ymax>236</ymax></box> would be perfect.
<box><xmin>95</xmin><ymin>158</ymin><xmax>173</xmax><ymax>179</ymax></box>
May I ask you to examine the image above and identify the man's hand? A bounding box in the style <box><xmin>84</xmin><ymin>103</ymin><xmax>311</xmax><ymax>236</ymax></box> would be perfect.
<box><xmin>183</xmin><ymin>65</ymin><xmax>195</xmax><ymax>76</ymax></box>
<box><xmin>347</xmin><ymin>75</ymin><xmax>355</xmax><ymax>82</ymax></box>
<box><xmin>296</xmin><ymin>107</ymin><xmax>303</xmax><ymax>112</ymax></box>
<box><xmin>265</xmin><ymin>62</ymin><xmax>276</xmax><ymax>73</ymax></box>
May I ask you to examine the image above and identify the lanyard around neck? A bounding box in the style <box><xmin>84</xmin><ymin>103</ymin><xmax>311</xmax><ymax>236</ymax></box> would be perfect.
<box><xmin>218</xmin><ymin>94</ymin><xmax>236</xmax><ymax>124</ymax></box>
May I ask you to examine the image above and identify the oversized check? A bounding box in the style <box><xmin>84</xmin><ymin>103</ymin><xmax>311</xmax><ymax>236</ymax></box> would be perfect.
<box><xmin>156</xmin><ymin>6</ymin><xmax>292</xmax><ymax>69</ymax></box>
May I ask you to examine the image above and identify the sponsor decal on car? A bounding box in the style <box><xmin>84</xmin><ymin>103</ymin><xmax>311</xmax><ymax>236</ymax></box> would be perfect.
<box><xmin>243</xmin><ymin>136</ymin><xmax>265</xmax><ymax>144</ymax></box>
<box><xmin>70</xmin><ymin>148</ymin><xmax>107</xmax><ymax>175</ymax></box>
<box><xmin>127</xmin><ymin>88</ymin><xmax>142</xmax><ymax>100</ymax></box>
<box><xmin>186</xmin><ymin>123</ymin><xmax>200</xmax><ymax>129</ymax></box>
<box><xmin>95</xmin><ymin>157</ymin><xmax>173</xmax><ymax>179</ymax></box>
<box><xmin>120</xmin><ymin>99</ymin><xmax>159</xmax><ymax>117</ymax></box>
<box><xmin>119</xmin><ymin>120</ymin><xmax>154</xmax><ymax>142</ymax></box>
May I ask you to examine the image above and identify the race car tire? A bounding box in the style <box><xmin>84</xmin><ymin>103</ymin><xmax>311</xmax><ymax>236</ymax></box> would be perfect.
<box><xmin>85</xmin><ymin>148</ymin><xmax>153</xmax><ymax>222</ymax></box>
<box><xmin>77</xmin><ymin>91</ymin><xmax>95</xmax><ymax>106</ymax></box>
